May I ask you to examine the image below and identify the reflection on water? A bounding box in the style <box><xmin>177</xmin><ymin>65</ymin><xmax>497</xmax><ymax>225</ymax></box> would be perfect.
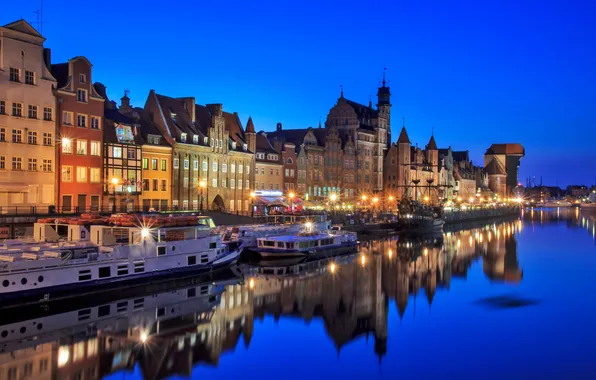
<box><xmin>1</xmin><ymin>209</ymin><xmax>595</xmax><ymax>379</ymax></box>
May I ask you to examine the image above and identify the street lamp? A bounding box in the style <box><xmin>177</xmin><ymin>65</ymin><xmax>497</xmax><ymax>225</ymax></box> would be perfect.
<box><xmin>199</xmin><ymin>179</ymin><xmax>207</xmax><ymax>212</ymax></box>
<box><xmin>110</xmin><ymin>177</ymin><xmax>119</xmax><ymax>212</ymax></box>
<box><xmin>388</xmin><ymin>195</ymin><xmax>394</xmax><ymax>213</ymax></box>
<box><xmin>372</xmin><ymin>197</ymin><xmax>378</xmax><ymax>212</ymax></box>
<box><xmin>289</xmin><ymin>192</ymin><xmax>295</xmax><ymax>212</ymax></box>
<box><xmin>250</xmin><ymin>192</ymin><xmax>256</xmax><ymax>218</ymax></box>
<box><xmin>330</xmin><ymin>193</ymin><xmax>337</xmax><ymax>214</ymax></box>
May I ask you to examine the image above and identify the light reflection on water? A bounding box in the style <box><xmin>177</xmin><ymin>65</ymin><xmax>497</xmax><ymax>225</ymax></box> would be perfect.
<box><xmin>1</xmin><ymin>208</ymin><xmax>596</xmax><ymax>379</ymax></box>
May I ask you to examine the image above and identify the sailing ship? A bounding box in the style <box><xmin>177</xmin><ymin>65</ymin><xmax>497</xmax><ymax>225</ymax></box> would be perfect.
<box><xmin>0</xmin><ymin>213</ymin><xmax>242</xmax><ymax>305</ymax></box>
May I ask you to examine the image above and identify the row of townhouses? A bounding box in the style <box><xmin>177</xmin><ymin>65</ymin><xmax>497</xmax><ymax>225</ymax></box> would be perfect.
<box><xmin>0</xmin><ymin>20</ymin><xmax>524</xmax><ymax>213</ymax></box>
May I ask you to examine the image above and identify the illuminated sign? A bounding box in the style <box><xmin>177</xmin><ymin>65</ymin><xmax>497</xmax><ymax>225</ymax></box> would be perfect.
<box><xmin>254</xmin><ymin>190</ymin><xmax>283</xmax><ymax>197</ymax></box>
<box><xmin>115</xmin><ymin>124</ymin><xmax>134</xmax><ymax>143</ymax></box>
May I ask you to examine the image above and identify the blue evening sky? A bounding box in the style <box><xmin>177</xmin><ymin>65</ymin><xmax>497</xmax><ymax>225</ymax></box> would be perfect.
<box><xmin>5</xmin><ymin>0</ymin><xmax>596</xmax><ymax>186</ymax></box>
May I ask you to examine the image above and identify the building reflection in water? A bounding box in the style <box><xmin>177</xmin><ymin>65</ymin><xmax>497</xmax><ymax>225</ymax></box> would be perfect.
<box><xmin>523</xmin><ymin>206</ymin><xmax>596</xmax><ymax>241</ymax></box>
<box><xmin>0</xmin><ymin>220</ymin><xmax>526</xmax><ymax>379</ymax></box>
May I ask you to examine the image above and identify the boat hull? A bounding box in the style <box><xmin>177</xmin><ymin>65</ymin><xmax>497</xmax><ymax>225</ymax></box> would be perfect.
<box><xmin>0</xmin><ymin>248</ymin><xmax>241</xmax><ymax>309</ymax></box>
<box><xmin>257</xmin><ymin>242</ymin><xmax>358</xmax><ymax>258</ymax></box>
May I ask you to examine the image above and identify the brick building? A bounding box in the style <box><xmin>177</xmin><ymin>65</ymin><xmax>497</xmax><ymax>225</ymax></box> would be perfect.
<box><xmin>52</xmin><ymin>56</ymin><xmax>104</xmax><ymax>211</ymax></box>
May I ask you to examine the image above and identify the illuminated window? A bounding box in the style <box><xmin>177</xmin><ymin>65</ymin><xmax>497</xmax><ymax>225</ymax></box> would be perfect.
<box><xmin>77</xmin><ymin>140</ymin><xmax>87</xmax><ymax>155</ymax></box>
<box><xmin>62</xmin><ymin>166</ymin><xmax>73</xmax><ymax>182</ymax></box>
<box><xmin>90</xmin><ymin>168</ymin><xmax>100</xmax><ymax>183</ymax></box>
<box><xmin>73</xmin><ymin>341</ymin><xmax>85</xmax><ymax>362</ymax></box>
<box><xmin>90</xmin><ymin>141</ymin><xmax>100</xmax><ymax>156</ymax></box>
<box><xmin>77</xmin><ymin>167</ymin><xmax>87</xmax><ymax>183</ymax></box>
<box><xmin>62</xmin><ymin>111</ymin><xmax>73</xmax><ymax>125</ymax></box>
<box><xmin>113</xmin><ymin>147</ymin><xmax>122</xmax><ymax>158</ymax></box>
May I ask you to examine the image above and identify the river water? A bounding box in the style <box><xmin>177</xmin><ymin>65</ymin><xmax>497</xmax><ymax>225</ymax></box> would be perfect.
<box><xmin>1</xmin><ymin>208</ymin><xmax>595</xmax><ymax>379</ymax></box>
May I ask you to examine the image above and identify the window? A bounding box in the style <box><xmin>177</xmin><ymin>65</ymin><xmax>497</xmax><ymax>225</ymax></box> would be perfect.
<box><xmin>63</xmin><ymin>111</ymin><xmax>73</xmax><ymax>125</ymax></box>
<box><xmin>270</xmin><ymin>168</ymin><xmax>273</xmax><ymax>176</ymax></box>
<box><xmin>231</xmin><ymin>163</ymin><xmax>236</xmax><ymax>173</ymax></box>
<box><xmin>43</xmin><ymin>107</ymin><xmax>52</xmax><ymax>121</ymax></box>
<box><xmin>183</xmin><ymin>159</ymin><xmax>189</xmax><ymax>169</ymax></box>
<box><xmin>161</xmin><ymin>179</ymin><xmax>167</xmax><ymax>191</ymax></box>
<box><xmin>28</xmin><ymin>158</ymin><xmax>37</xmax><ymax>171</ymax></box>
<box><xmin>222</xmin><ymin>179</ymin><xmax>226</xmax><ymax>188</ymax></box>
<box><xmin>0</xmin><ymin>156</ymin><xmax>5</xmax><ymax>169</ymax></box>
<box><xmin>42</xmin><ymin>159</ymin><xmax>52</xmax><ymax>172</ymax></box>
<box><xmin>142</xmin><ymin>158</ymin><xmax>149</xmax><ymax>169</ymax></box>
<box><xmin>238</xmin><ymin>180</ymin><xmax>242</xmax><ymax>189</ymax></box>
<box><xmin>222</xmin><ymin>163</ymin><xmax>227</xmax><ymax>173</ymax></box>
<box><xmin>193</xmin><ymin>135</ymin><xmax>199</xmax><ymax>144</ymax></box>
<box><xmin>287</xmin><ymin>158</ymin><xmax>293</xmax><ymax>164</ymax></box>
<box><xmin>27</xmin><ymin>131</ymin><xmax>37</xmax><ymax>144</ymax></box>
<box><xmin>9</xmin><ymin>67</ymin><xmax>20</xmax><ymax>82</ymax></box>
<box><xmin>91</xmin><ymin>116</ymin><xmax>100</xmax><ymax>129</ymax></box>
<box><xmin>213</xmin><ymin>162</ymin><xmax>218</xmax><ymax>172</ymax></box>
<box><xmin>77</xmin><ymin>114</ymin><xmax>87</xmax><ymax>127</ymax></box>
<box><xmin>202</xmin><ymin>161</ymin><xmax>208</xmax><ymax>171</ymax></box>
<box><xmin>77</xmin><ymin>140</ymin><xmax>87</xmax><ymax>155</ymax></box>
<box><xmin>142</xmin><ymin>179</ymin><xmax>149</xmax><ymax>191</ymax></box>
<box><xmin>7</xmin><ymin>367</ymin><xmax>17</xmax><ymax>380</ymax></box>
<box><xmin>246</xmin><ymin>180</ymin><xmax>250</xmax><ymax>189</ymax></box>
<box><xmin>12</xmin><ymin>102</ymin><xmax>22</xmax><ymax>117</ymax></box>
<box><xmin>25</xmin><ymin>70</ymin><xmax>35</xmax><ymax>85</ymax></box>
<box><xmin>12</xmin><ymin>157</ymin><xmax>22</xmax><ymax>170</ymax></box>
<box><xmin>12</xmin><ymin>129</ymin><xmax>22</xmax><ymax>143</ymax></box>
<box><xmin>192</xmin><ymin>160</ymin><xmax>198</xmax><ymax>170</ymax></box>
<box><xmin>181</xmin><ymin>133</ymin><xmax>187</xmax><ymax>143</ymax></box>
<box><xmin>79</xmin><ymin>73</ymin><xmax>87</xmax><ymax>83</ymax></box>
<box><xmin>90</xmin><ymin>141</ymin><xmax>100</xmax><ymax>156</ymax></box>
<box><xmin>285</xmin><ymin>169</ymin><xmax>289</xmax><ymax>177</ymax></box>
<box><xmin>238</xmin><ymin>164</ymin><xmax>243</xmax><ymax>174</ymax></box>
<box><xmin>290</xmin><ymin>169</ymin><xmax>295</xmax><ymax>177</ymax></box>
<box><xmin>183</xmin><ymin>177</ymin><xmax>189</xmax><ymax>188</ymax></box>
<box><xmin>246</xmin><ymin>165</ymin><xmax>250</xmax><ymax>175</ymax></box>
<box><xmin>173</xmin><ymin>158</ymin><xmax>179</xmax><ymax>169</ymax></box>
<box><xmin>161</xmin><ymin>159</ymin><xmax>167</xmax><ymax>171</ymax></box>
<box><xmin>113</xmin><ymin>146</ymin><xmax>122</xmax><ymax>158</ymax></box>
<box><xmin>0</xmin><ymin>100</ymin><xmax>5</xmax><ymax>114</ymax></box>
<box><xmin>152</xmin><ymin>158</ymin><xmax>158</xmax><ymax>170</ymax></box>
<box><xmin>77</xmin><ymin>89</ymin><xmax>87</xmax><ymax>102</ymax></box>
<box><xmin>62</xmin><ymin>138</ymin><xmax>73</xmax><ymax>153</ymax></box>
<box><xmin>77</xmin><ymin>167</ymin><xmax>87</xmax><ymax>182</ymax></box>
<box><xmin>90</xmin><ymin>168</ymin><xmax>100</xmax><ymax>182</ymax></box>
<box><xmin>212</xmin><ymin>178</ymin><xmax>217</xmax><ymax>188</ymax></box>
<box><xmin>28</xmin><ymin>105</ymin><xmax>38</xmax><ymax>119</ymax></box>
<box><xmin>230</xmin><ymin>179</ymin><xmax>235</xmax><ymax>188</ymax></box>
<box><xmin>153</xmin><ymin>179</ymin><xmax>158</xmax><ymax>191</ymax></box>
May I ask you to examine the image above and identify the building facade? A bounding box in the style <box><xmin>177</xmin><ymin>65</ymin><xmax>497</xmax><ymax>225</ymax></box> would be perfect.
<box><xmin>254</xmin><ymin>132</ymin><xmax>283</xmax><ymax>192</ymax></box>
<box><xmin>52</xmin><ymin>56</ymin><xmax>104</xmax><ymax>211</ymax></box>
<box><xmin>144</xmin><ymin>91</ymin><xmax>254</xmax><ymax>213</ymax></box>
<box><xmin>484</xmin><ymin>143</ymin><xmax>525</xmax><ymax>197</ymax></box>
<box><xmin>139</xmin><ymin>118</ymin><xmax>172</xmax><ymax>211</ymax></box>
<box><xmin>0</xmin><ymin>20</ymin><xmax>56</xmax><ymax>210</ymax></box>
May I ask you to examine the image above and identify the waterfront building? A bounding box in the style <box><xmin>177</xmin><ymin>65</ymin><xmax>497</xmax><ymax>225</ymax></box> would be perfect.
<box><xmin>0</xmin><ymin>20</ymin><xmax>56</xmax><ymax>210</ymax></box>
<box><xmin>438</xmin><ymin>147</ymin><xmax>455</xmax><ymax>202</ymax></box>
<box><xmin>254</xmin><ymin>131</ymin><xmax>283</xmax><ymax>192</ymax></box>
<box><xmin>484</xmin><ymin>143</ymin><xmax>525</xmax><ymax>197</ymax></box>
<box><xmin>270</xmin><ymin>130</ymin><xmax>298</xmax><ymax>193</ymax></box>
<box><xmin>52</xmin><ymin>56</ymin><xmax>104</xmax><ymax>212</ymax></box>
<box><xmin>94</xmin><ymin>84</ymin><xmax>143</xmax><ymax>212</ymax></box>
<box><xmin>144</xmin><ymin>91</ymin><xmax>254</xmax><ymax>213</ymax></box>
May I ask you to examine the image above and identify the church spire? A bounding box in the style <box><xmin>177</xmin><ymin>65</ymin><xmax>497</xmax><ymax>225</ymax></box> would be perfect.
<box><xmin>382</xmin><ymin>66</ymin><xmax>387</xmax><ymax>87</ymax></box>
<box><xmin>340</xmin><ymin>84</ymin><xmax>344</xmax><ymax>98</ymax></box>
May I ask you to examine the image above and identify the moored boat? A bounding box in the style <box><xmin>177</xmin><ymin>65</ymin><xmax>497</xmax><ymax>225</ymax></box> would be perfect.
<box><xmin>0</xmin><ymin>214</ymin><xmax>242</xmax><ymax>306</ymax></box>
<box><xmin>255</xmin><ymin>229</ymin><xmax>358</xmax><ymax>258</ymax></box>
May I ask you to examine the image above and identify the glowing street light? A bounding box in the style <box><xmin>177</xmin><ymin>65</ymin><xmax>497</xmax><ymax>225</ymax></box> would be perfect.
<box><xmin>141</xmin><ymin>228</ymin><xmax>150</xmax><ymax>239</ymax></box>
<box><xmin>198</xmin><ymin>179</ymin><xmax>207</xmax><ymax>212</ymax></box>
<box><xmin>111</xmin><ymin>177</ymin><xmax>119</xmax><ymax>185</ymax></box>
<box><xmin>250</xmin><ymin>192</ymin><xmax>256</xmax><ymax>217</ymax></box>
<box><xmin>424</xmin><ymin>196</ymin><xmax>429</xmax><ymax>203</ymax></box>
<box><xmin>329</xmin><ymin>263</ymin><xmax>336</xmax><ymax>273</ymax></box>
<box><xmin>249</xmin><ymin>278</ymin><xmax>255</xmax><ymax>289</ymax></box>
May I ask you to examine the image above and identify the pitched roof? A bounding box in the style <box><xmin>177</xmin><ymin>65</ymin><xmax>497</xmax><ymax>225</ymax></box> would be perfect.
<box><xmin>266</xmin><ymin>128</ymin><xmax>310</xmax><ymax>146</ymax></box>
<box><xmin>103</xmin><ymin>108</ymin><xmax>144</xmax><ymax>145</ymax></box>
<box><xmin>485</xmin><ymin>143</ymin><xmax>525</xmax><ymax>156</ymax></box>
<box><xmin>345</xmin><ymin>99</ymin><xmax>379</xmax><ymax>119</ymax></box>
<box><xmin>397</xmin><ymin>127</ymin><xmax>410</xmax><ymax>144</ymax></box>
<box><xmin>427</xmin><ymin>135</ymin><xmax>437</xmax><ymax>150</ymax></box>
<box><xmin>452</xmin><ymin>150</ymin><xmax>469</xmax><ymax>162</ymax></box>
<box><xmin>2</xmin><ymin>19</ymin><xmax>42</xmax><ymax>38</ymax></box>
<box><xmin>438</xmin><ymin>148</ymin><xmax>450</xmax><ymax>157</ymax></box>
<box><xmin>484</xmin><ymin>159</ymin><xmax>507</xmax><ymax>175</ymax></box>
<box><xmin>222</xmin><ymin>112</ymin><xmax>248</xmax><ymax>150</ymax></box>
<box><xmin>256</xmin><ymin>132</ymin><xmax>279</xmax><ymax>155</ymax></box>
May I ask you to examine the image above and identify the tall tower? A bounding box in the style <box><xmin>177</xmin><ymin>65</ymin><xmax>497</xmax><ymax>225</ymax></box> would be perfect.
<box><xmin>245</xmin><ymin>117</ymin><xmax>256</xmax><ymax>153</ymax></box>
<box><xmin>396</xmin><ymin>122</ymin><xmax>411</xmax><ymax>200</ymax></box>
<box><xmin>377</xmin><ymin>68</ymin><xmax>392</xmax><ymax>149</ymax></box>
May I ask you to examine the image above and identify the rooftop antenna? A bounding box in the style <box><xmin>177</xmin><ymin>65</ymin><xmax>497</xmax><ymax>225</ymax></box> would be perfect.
<box><xmin>33</xmin><ymin>0</ymin><xmax>48</xmax><ymax>36</ymax></box>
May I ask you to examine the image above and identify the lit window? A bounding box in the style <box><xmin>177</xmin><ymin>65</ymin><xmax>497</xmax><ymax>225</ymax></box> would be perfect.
<box><xmin>181</xmin><ymin>133</ymin><xmax>187</xmax><ymax>143</ymax></box>
<box><xmin>202</xmin><ymin>161</ymin><xmax>208</xmax><ymax>171</ymax></box>
<box><xmin>62</xmin><ymin>111</ymin><xmax>73</xmax><ymax>125</ymax></box>
<box><xmin>43</xmin><ymin>107</ymin><xmax>53</xmax><ymax>121</ymax></box>
<box><xmin>238</xmin><ymin>180</ymin><xmax>242</xmax><ymax>189</ymax></box>
<box><xmin>91</xmin><ymin>117</ymin><xmax>100</xmax><ymax>130</ymax></box>
<box><xmin>230</xmin><ymin>179</ymin><xmax>235</xmax><ymax>188</ymax></box>
<box><xmin>76</xmin><ymin>167</ymin><xmax>87</xmax><ymax>182</ymax></box>
<box><xmin>173</xmin><ymin>158</ymin><xmax>179</xmax><ymax>169</ymax></box>
<box><xmin>152</xmin><ymin>158</ymin><xmax>158</xmax><ymax>170</ymax></box>
<box><xmin>62</xmin><ymin>139</ymin><xmax>73</xmax><ymax>154</ymax></box>
<box><xmin>193</xmin><ymin>135</ymin><xmax>199</xmax><ymax>144</ymax></box>
<box><xmin>42</xmin><ymin>159</ymin><xmax>52</xmax><ymax>172</ymax></box>
<box><xmin>212</xmin><ymin>178</ymin><xmax>217</xmax><ymax>188</ymax></box>
<box><xmin>90</xmin><ymin>168</ymin><xmax>100</xmax><ymax>183</ymax></box>
<box><xmin>184</xmin><ymin>159</ymin><xmax>189</xmax><ymax>169</ymax></box>
<box><xmin>61</xmin><ymin>166</ymin><xmax>72</xmax><ymax>182</ymax></box>
<box><xmin>212</xmin><ymin>162</ymin><xmax>218</xmax><ymax>172</ymax></box>
<box><xmin>27</xmin><ymin>131</ymin><xmax>37</xmax><ymax>145</ymax></box>
<box><xmin>113</xmin><ymin>146</ymin><xmax>122</xmax><ymax>158</ymax></box>
<box><xmin>90</xmin><ymin>141</ymin><xmax>100</xmax><ymax>156</ymax></box>
<box><xmin>161</xmin><ymin>159</ymin><xmax>167</xmax><ymax>171</ymax></box>
<box><xmin>238</xmin><ymin>165</ymin><xmax>243</xmax><ymax>174</ymax></box>
<box><xmin>77</xmin><ymin>140</ymin><xmax>87</xmax><ymax>155</ymax></box>
<box><xmin>222</xmin><ymin>164</ymin><xmax>227</xmax><ymax>173</ymax></box>
<box><xmin>28</xmin><ymin>158</ymin><xmax>37</xmax><ymax>171</ymax></box>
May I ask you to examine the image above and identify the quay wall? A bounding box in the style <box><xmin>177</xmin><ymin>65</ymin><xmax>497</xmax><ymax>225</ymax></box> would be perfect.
<box><xmin>444</xmin><ymin>207</ymin><xmax>521</xmax><ymax>225</ymax></box>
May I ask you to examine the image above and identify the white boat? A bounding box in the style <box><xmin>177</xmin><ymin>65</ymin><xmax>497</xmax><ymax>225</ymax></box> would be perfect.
<box><xmin>222</xmin><ymin>219</ymin><xmax>331</xmax><ymax>250</ymax></box>
<box><xmin>0</xmin><ymin>214</ymin><xmax>242</xmax><ymax>305</ymax></box>
<box><xmin>542</xmin><ymin>200</ymin><xmax>573</xmax><ymax>208</ymax></box>
<box><xmin>256</xmin><ymin>229</ymin><xmax>358</xmax><ymax>258</ymax></box>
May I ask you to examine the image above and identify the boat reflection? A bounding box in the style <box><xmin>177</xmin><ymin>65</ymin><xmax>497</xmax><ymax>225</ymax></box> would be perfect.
<box><xmin>0</xmin><ymin>220</ymin><xmax>525</xmax><ymax>379</ymax></box>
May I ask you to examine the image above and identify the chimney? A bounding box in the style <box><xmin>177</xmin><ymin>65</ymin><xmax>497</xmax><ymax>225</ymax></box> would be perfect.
<box><xmin>43</xmin><ymin>48</ymin><xmax>51</xmax><ymax>69</ymax></box>
<box><xmin>276</xmin><ymin>122</ymin><xmax>282</xmax><ymax>132</ymax></box>
<box><xmin>207</xmin><ymin>103</ymin><xmax>223</xmax><ymax>116</ymax></box>
<box><xmin>179</xmin><ymin>97</ymin><xmax>196</xmax><ymax>123</ymax></box>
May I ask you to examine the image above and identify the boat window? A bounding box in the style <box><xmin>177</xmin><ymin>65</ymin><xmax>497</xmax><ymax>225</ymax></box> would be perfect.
<box><xmin>286</xmin><ymin>242</ymin><xmax>293</xmax><ymax>249</ymax></box>
<box><xmin>263</xmin><ymin>241</ymin><xmax>275</xmax><ymax>247</ymax></box>
<box><xmin>277</xmin><ymin>242</ymin><xmax>284</xmax><ymax>248</ymax></box>
<box><xmin>134</xmin><ymin>262</ymin><xmax>144</xmax><ymax>273</ymax></box>
<box><xmin>157</xmin><ymin>246</ymin><xmax>166</xmax><ymax>256</ymax></box>
<box><xmin>98</xmin><ymin>305</ymin><xmax>111</xmax><ymax>317</ymax></box>
<box><xmin>188</xmin><ymin>255</ymin><xmax>196</xmax><ymax>265</ymax></box>
<box><xmin>99</xmin><ymin>267</ymin><xmax>111</xmax><ymax>278</ymax></box>
<box><xmin>117</xmin><ymin>264</ymin><xmax>128</xmax><ymax>276</ymax></box>
<box><xmin>209</xmin><ymin>242</ymin><xmax>217</xmax><ymax>249</ymax></box>
<box><xmin>78</xmin><ymin>269</ymin><xmax>92</xmax><ymax>281</ymax></box>
<box><xmin>201</xmin><ymin>254</ymin><xmax>209</xmax><ymax>263</ymax></box>
<box><xmin>187</xmin><ymin>288</ymin><xmax>196</xmax><ymax>298</ymax></box>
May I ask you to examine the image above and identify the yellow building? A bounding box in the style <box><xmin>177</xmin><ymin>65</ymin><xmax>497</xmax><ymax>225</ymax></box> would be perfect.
<box><xmin>254</xmin><ymin>132</ymin><xmax>283</xmax><ymax>192</ymax></box>
<box><xmin>139</xmin><ymin>118</ymin><xmax>172</xmax><ymax>210</ymax></box>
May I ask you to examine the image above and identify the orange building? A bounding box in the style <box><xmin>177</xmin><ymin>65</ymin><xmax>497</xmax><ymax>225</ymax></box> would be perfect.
<box><xmin>52</xmin><ymin>57</ymin><xmax>104</xmax><ymax>211</ymax></box>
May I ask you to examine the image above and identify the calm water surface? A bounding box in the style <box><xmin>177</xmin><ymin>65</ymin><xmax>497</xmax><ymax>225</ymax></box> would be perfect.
<box><xmin>2</xmin><ymin>208</ymin><xmax>596</xmax><ymax>380</ymax></box>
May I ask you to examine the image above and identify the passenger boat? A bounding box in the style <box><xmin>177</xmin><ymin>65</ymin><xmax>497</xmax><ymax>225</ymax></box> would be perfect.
<box><xmin>398</xmin><ymin>214</ymin><xmax>445</xmax><ymax>237</ymax></box>
<box><xmin>221</xmin><ymin>218</ymin><xmax>331</xmax><ymax>250</ymax></box>
<box><xmin>0</xmin><ymin>213</ymin><xmax>243</xmax><ymax>305</ymax></box>
<box><xmin>542</xmin><ymin>200</ymin><xmax>573</xmax><ymax>208</ymax></box>
<box><xmin>255</xmin><ymin>228</ymin><xmax>358</xmax><ymax>258</ymax></box>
